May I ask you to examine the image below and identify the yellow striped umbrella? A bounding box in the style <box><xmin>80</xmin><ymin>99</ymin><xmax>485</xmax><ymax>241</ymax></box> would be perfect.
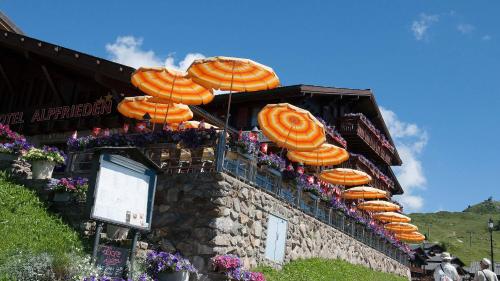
<box><xmin>257</xmin><ymin>103</ymin><xmax>326</xmax><ymax>151</ymax></box>
<box><xmin>384</xmin><ymin>222</ymin><xmax>418</xmax><ymax>233</ymax></box>
<box><xmin>131</xmin><ymin>67</ymin><xmax>214</xmax><ymax>105</ymax></box>
<box><xmin>395</xmin><ymin>232</ymin><xmax>425</xmax><ymax>243</ymax></box>
<box><xmin>341</xmin><ymin>186</ymin><xmax>387</xmax><ymax>200</ymax></box>
<box><xmin>169</xmin><ymin>121</ymin><xmax>218</xmax><ymax>130</ymax></box>
<box><xmin>372</xmin><ymin>212</ymin><xmax>411</xmax><ymax>223</ymax></box>
<box><xmin>187</xmin><ymin>56</ymin><xmax>280</xmax><ymax>92</ymax></box>
<box><xmin>319</xmin><ymin>168</ymin><xmax>372</xmax><ymax>186</ymax></box>
<box><xmin>117</xmin><ymin>96</ymin><xmax>193</xmax><ymax>124</ymax></box>
<box><xmin>287</xmin><ymin>143</ymin><xmax>349</xmax><ymax>166</ymax></box>
<box><xmin>357</xmin><ymin>200</ymin><xmax>400</xmax><ymax>212</ymax></box>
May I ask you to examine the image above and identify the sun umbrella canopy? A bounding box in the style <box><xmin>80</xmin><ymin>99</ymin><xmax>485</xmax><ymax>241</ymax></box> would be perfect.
<box><xmin>341</xmin><ymin>186</ymin><xmax>387</xmax><ymax>200</ymax></box>
<box><xmin>372</xmin><ymin>212</ymin><xmax>411</xmax><ymax>223</ymax></box>
<box><xmin>258</xmin><ymin>103</ymin><xmax>326</xmax><ymax>151</ymax></box>
<box><xmin>131</xmin><ymin>67</ymin><xmax>214</xmax><ymax>105</ymax></box>
<box><xmin>169</xmin><ymin>121</ymin><xmax>218</xmax><ymax>130</ymax></box>
<box><xmin>319</xmin><ymin>168</ymin><xmax>372</xmax><ymax>186</ymax></box>
<box><xmin>287</xmin><ymin>143</ymin><xmax>349</xmax><ymax>166</ymax></box>
<box><xmin>117</xmin><ymin>96</ymin><xmax>193</xmax><ymax>124</ymax></box>
<box><xmin>395</xmin><ymin>232</ymin><xmax>425</xmax><ymax>243</ymax></box>
<box><xmin>357</xmin><ymin>200</ymin><xmax>400</xmax><ymax>212</ymax></box>
<box><xmin>384</xmin><ymin>222</ymin><xmax>418</xmax><ymax>233</ymax></box>
<box><xmin>187</xmin><ymin>56</ymin><xmax>280</xmax><ymax>92</ymax></box>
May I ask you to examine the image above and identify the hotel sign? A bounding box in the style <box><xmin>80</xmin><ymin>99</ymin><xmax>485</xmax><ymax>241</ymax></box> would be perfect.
<box><xmin>0</xmin><ymin>95</ymin><xmax>113</xmax><ymax>125</ymax></box>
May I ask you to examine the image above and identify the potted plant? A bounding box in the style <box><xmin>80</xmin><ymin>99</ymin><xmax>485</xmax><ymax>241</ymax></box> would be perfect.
<box><xmin>211</xmin><ymin>255</ymin><xmax>266</xmax><ymax>281</ymax></box>
<box><xmin>146</xmin><ymin>251</ymin><xmax>197</xmax><ymax>281</ymax></box>
<box><xmin>0</xmin><ymin>142</ymin><xmax>18</xmax><ymax>162</ymax></box>
<box><xmin>23</xmin><ymin>146</ymin><xmax>65</xmax><ymax>179</ymax></box>
<box><xmin>49</xmin><ymin>177</ymin><xmax>88</xmax><ymax>202</ymax></box>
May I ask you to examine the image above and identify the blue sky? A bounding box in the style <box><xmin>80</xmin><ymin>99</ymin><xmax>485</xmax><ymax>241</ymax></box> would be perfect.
<box><xmin>2</xmin><ymin>1</ymin><xmax>499</xmax><ymax>213</ymax></box>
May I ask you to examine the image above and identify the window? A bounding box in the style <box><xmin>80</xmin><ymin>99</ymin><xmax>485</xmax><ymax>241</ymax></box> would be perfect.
<box><xmin>264</xmin><ymin>214</ymin><xmax>288</xmax><ymax>263</ymax></box>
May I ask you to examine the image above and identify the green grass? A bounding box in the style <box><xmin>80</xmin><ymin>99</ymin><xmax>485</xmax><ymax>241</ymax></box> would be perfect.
<box><xmin>410</xmin><ymin>209</ymin><xmax>500</xmax><ymax>265</ymax></box>
<box><xmin>0</xmin><ymin>173</ymin><xmax>84</xmax><ymax>264</ymax></box>
<box><xmin>255</xmin><ymin>258</ymin><xmax>408</xmax><ymax>281</ymax></box>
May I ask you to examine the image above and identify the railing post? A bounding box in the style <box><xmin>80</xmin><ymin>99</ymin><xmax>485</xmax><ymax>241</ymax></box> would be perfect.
<box><xmin>215</xmin><ymin>133</ymin><xmax>225</xmax><ymax>172</ymax></box>
<box><xmin>328</xmin><ymin>208</ymin><xmax>332</xmax><ymax>225</ymax></box>
<box><xmin>296</xmin><ymin>185</ymin><xmax>302</xmax><ymax>208</ymax></box>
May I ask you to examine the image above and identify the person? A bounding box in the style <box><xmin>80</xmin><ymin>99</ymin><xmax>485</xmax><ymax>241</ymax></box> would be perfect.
<box><xmin>434</xmin><ymin>252</ymin><xmax>460</xmax><ymax>281</ymax></box>
<box><xmin>474</xmin><ymin>258</ymin><xmax>498</xmax><ymax>281</ymax></box>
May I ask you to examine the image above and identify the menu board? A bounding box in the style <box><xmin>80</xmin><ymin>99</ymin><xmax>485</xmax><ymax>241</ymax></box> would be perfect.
<box><xmin>96</xmin><ymin>245</ymin><xmax>130</xmax><ymax>277</ymax></box>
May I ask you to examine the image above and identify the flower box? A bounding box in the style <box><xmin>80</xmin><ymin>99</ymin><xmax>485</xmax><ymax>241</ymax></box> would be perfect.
<box><xmin>158</xmin><ymin>271</ymin><xmax>190</xmax><ymax>281</ymax></box>
<box><xmin>0</xmin><ymin>152</ymin><xmax>16</xmax><ymax>162</ymax></box>
<box><xmin>53</xmin><ymin>191</ymin><xmax>71</xmax><ymax>202</ymax></box>
<box><xmin>31</xmin><ymin>160</ymin><xmax>56</xmax><ymax>179</ymax></box>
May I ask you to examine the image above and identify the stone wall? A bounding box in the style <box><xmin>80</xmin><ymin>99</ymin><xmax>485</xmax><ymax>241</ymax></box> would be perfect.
<box><xmin>150</xmin><ymin>172</ymin><xmax>411</xmax><ymax>279</ymax></box>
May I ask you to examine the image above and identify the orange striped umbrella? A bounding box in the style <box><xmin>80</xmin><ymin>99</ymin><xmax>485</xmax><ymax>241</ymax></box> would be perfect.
<box><xmin>319</xmin><ymin>168</ymin><xmax>372</xmax><ymax>186</ymax></box>
<box><xmin>169</xmin><ymin>121</ymin><xmax>218</xmax><ymax>130</ymax></box>
<box><xmin>117</xmin><ymin>96</ymin><xmax>193</xmax><ymax>124</ymax></box>
<box><xmin>131</xmin><ymin>67</ymin><xmax>214</xmax><ymax>105</ymax></box>
<box><xmin>395</xmin><ymin>232</ymin><xmax>425</xmax><ymax>243</ymax></box>
<box><xmin>384</xmin><ymin>222</ymin><xmax>418</xmax><ymax>233</ymax></box>
<box><xmin>341</xmin><ymin>186</ymin><xmax>387</xmax><ymax>200</ymax></box>
<box><xmin>187</xmin><ymin>56</ymin><xmax>280</xmax><ymax>92</ymax></box>
<box><xmin>257</xmin><ymin>103</ymin><xmax>326</xmax><ymax>151</ymax></box>
<box><xmin>372</xmin><ymin>212</ymin><xmax>411</xmax><ymax>223</ymax></box>
<box><xmin>287</xmin><ymin>143</ymin><xmax>349</xmax><ymax>166</ymax></box>
<box><xmin>357</xmin><ymin>200</ymin><xmax>400</xmax><ymax>212</ymax></box>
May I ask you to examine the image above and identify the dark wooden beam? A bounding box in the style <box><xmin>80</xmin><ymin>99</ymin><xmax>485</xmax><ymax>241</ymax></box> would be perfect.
<box><xmin>40</xmin><ymin>64</ymin><xmax>66</xmax><ymax>104</ymax></box>
<box><xmin>0</xmin><ymin>62</ymin><xmax>15</xmax><ymax>96</ymax></box>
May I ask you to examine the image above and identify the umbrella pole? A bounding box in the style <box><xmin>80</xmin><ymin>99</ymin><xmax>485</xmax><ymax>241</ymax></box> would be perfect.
<box><xmin>162</xmin><ymin>75</ymin><xmax>177</xmax><ymax>128</ymax></box>
<box><xmin>152</xmin><ymin>102</ymin><xmax>158</xmax><ymax>130</ymax></box>
<box><xmin>280</xmin><ymin>125</ymin><xmax>295</xmax><ymax>157</ymax></box>
<box><xmin>220</xmin><ymin>62</ymin><xmax>236</xmax><ymax>165</ymax></box>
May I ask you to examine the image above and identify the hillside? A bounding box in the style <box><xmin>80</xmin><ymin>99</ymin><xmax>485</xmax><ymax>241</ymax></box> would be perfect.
<box><xmin>410</xmin><ymin>199</ymin><xmax>500</xmax><ymax>265</ymax></box>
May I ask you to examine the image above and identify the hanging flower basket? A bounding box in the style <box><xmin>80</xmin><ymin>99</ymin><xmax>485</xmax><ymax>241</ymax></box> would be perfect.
<box><xmin>31</xmin><ymin>160</ymin><xmax>56</xmax><ymax>179</ymax></box>
<box><xmin>158</xmin><ymin>271</ymin><xmax>190</xmax><ymax>281</ymax></box>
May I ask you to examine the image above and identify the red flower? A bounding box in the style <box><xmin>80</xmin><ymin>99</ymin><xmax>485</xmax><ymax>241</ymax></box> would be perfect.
<box><xmin>92</xmin><ymin>127</ymin><xmax>101</xmax><ymax>136</ymax></box>
<box><xmin>260</xmin><ymin>143</ymin><xmax>268</xmax><ymax>154</ymax></box>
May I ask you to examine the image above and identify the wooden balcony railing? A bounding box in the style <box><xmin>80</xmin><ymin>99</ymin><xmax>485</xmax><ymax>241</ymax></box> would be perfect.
<box><xmin>339</xmin><ymin>115</ymin><xmax>395</xmax><ymax>165</ymax></box>
<box><xmin>338</xmin><ymin>154</ymin><xmax>395</xmax><ymax>193</ymax></box>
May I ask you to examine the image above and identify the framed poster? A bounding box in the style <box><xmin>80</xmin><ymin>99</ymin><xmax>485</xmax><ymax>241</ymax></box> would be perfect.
<box><xmin>90</xmin><ymin>153</ymin><xmax>157</xmax><ymax>231</ymax></box>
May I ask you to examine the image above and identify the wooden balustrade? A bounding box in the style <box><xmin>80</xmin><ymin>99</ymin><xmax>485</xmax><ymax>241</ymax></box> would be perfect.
<box><xmin>338</xmin><ymin>154</ymin><xmax>395</xmax><ymax>193</ymax></box>
<box><xmin>339</xmin><ymin>115</ymin><xmax>395</xmax><ymax>165</ymax></box>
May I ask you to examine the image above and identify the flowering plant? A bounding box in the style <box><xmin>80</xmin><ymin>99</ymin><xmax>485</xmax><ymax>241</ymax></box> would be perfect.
<box><xmin>83</xmin><ymin>274</ymin><xmax>152</xmax><ymax>281</ymax></box>
<box><xmin>257</xmin><ymin>153</ymin><xmax>285</xmax><ymax>170</ymax></box>
<box><xmin>0</xmin><ymin>123</ymin><xmax>26</xmax><ymax>143</ymax></box>
<box><xmin>344</xmin><ymin>113</ymin><xmax>395</xmax><ymax>152</ymax></box>
<box><xmin>212</xmin><ymin>254</ymin><xmax>242</xmax><ymax>271</ymax></box>
<box><xmin>211</xmin><ymin>255</ymin><xmax>265</xmax><ymax>281</ymax></box>
<box><xmin>49</xmin><ymin>177</ymin><xmax>88</xmax><ymax>197</ymax></box>
<box><xmin>297</xmin><ymin>175</ymin><xmax>322</xmax><ymax>196</ymax></box>
<box><xmin>0</xmin><ymin>140</ymin><xmax>32</xmax><ymax>155</ymax></box>
<box><xmin>316</xmin><ymin>118</ymin><xmax>347</xmax><ymax>148</ymax></box>
<box><xmin>145</xmin><ymin>251</ymin><xmax>197</xmax><ymax>277</ymax></box>
<box><xmin>235</xmin><ymin>132</ymin><xmax>259</xmax><ymax>154</ymax></box>
<box><xmin>22</xmin><ymin>146</ymin><xmax>65</xmax><ymax>164</ymax></box>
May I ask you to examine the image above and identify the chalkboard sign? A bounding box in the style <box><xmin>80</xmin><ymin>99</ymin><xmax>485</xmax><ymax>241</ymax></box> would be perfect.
<box><xmin>96</xmin><ymin>245</ymin><xmax>130</xmax><ymax>277</ymax></box>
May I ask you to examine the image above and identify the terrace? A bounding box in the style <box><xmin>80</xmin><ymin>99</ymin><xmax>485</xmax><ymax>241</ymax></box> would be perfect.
<box><xmin>67</xmin><ymin>131</ymin><xmax>411</xmax><ymax>266</ymax></box>
<box><xmin>338</xmin><ymin>113</ymin><xmax>397</xmax><ymax>166</ymax></box>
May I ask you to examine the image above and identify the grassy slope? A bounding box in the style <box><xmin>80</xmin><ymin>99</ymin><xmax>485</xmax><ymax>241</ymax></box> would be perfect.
<box><xmin>256</xmin><ymin>258</ymin><xmax>407</xmax><ymax>281</ymax></box>
<box><xmin>410</xmin><ymin>205</ymin><xmax>500</xmax><ymax>265</ymax></box>
<box><xmin>0</xmin><ymin>173</ymin><xmax>84</xmax><ymax>264</ymax></box>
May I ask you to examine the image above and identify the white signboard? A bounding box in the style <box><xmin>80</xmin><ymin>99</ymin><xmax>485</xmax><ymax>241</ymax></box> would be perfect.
<box><xmin>90</xmin><ymin>154</ymin><xmax>156</xmax><ymax>230</ymax></box>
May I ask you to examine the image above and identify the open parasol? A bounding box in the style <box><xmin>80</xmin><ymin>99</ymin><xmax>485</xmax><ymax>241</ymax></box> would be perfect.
<box><xmin>117</xmin><ymin>96</ymin><xmax>193</xmax><ymax>124</ymax></box>
<box><xmin>357</xmin><ymin>200</ymin><xmax>400</xmax><ymax>212</ymax></box>
<box><xmin>372</xmin><ymin>212</ymin><xmax>411</xmax><ymax>223</ymax></box>
<box><xmin>341</xmin><ymin>186</ymin><xmax>387</xmax><ymax>200</ymax></box>
<box><xmin>131</xmin><ymin>67</ymin><xmax>214</xmax><ymax>105</ymax></box>
<box><xmin>395</xmin><ymin>231</ymin><xmax>425</xmax><ymax>243</ymax></box>
<box><xmin>319</xmin><ymin>168</ymin><xmax>372</xmax><ymax>186</ymax></box>
<box><xmin>287</xmin><ymin>143</ymin><xmax>349</xmax><ymax>166</ymax></box>
<box><xmin>257</xmin><ymin>103</ymin><xmax>326</xmax><ymax>151</ymax></box>
<box><xmin>384</xmin><ymin>222</ymin><xmax>418</xmax><ymax>233</ymax></box>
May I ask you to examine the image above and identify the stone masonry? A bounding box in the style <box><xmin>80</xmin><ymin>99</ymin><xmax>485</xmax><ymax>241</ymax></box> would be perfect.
<box><xmin>150</xmin><ymin>172</ymin><xmax>411</xmax><ymax>279</ymax></box>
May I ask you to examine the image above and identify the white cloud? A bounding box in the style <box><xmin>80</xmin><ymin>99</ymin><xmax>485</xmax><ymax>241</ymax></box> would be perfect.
<box><xmin>381</xmin><ymin>107</ymin><xmax>428</xmax><ymax>212</ymax></box>
<box><xmin>482</xmin><ymin>35</ymin><xmax>492</xmax><ymax>41</ymax></box>
<box><xmin>457</xmin><ymin>23</ymin><xmax>475</xmax><ymax>34</ymax></box>
<box><xmin>412</xmin><ymin>13</ymin><xmax>439</xmax><ymax>41</ymax></box>
<box><xmin>105</xmin><ymin>35</ymin><xmax>204</xmax><ymax>71</ymax></box>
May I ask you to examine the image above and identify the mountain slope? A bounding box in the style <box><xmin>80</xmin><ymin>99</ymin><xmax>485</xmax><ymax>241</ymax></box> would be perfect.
<box><xmin>410</xmin><ymin>200</ymin><xmax>500</xmax><ymax>265</ymax></box>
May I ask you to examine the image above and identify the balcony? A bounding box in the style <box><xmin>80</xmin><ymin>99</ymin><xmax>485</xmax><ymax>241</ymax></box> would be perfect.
<box><xmin>338</xmin><ymin>114</ymin><xmax>397</xmax><ymax>166</ymax></box>
<box><xmin>338</xmin><ymin>153</ymin><xmax>399</xmax><ymax>195</ymax></box>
